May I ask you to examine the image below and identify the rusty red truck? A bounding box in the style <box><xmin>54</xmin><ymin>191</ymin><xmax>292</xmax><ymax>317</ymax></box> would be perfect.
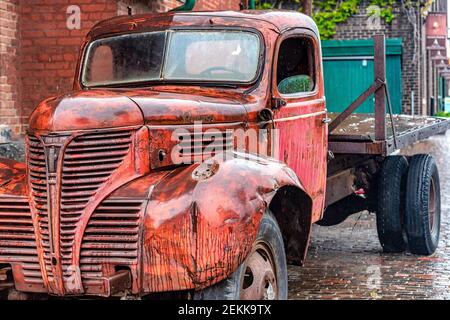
<box><xmin>0</xmin><ymin>10</ymin><xmax>448</xmax><ymax>300</ymax></box>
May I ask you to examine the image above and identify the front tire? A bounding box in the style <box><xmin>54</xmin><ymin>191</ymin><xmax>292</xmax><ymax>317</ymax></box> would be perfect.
<box><xmin>193</xmin><ymin>210</ymin><xmax>288</xmax><ymax>300</ymax></box>
<box><xmin>405</xmin><ymin>154</ymin><xmax>441</xmax><ymax>255</ymax></box>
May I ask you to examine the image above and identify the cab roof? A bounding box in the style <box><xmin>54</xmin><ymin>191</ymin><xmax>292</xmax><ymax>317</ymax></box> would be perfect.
<box><xmin>88</xmin><ymin>10</ymin><xmax>320</xmax><ymax>39</ymax></box>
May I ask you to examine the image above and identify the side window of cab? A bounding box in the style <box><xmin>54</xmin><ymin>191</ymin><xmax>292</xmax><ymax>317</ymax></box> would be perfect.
<box><xmin>276</xmin><ymin>37</ymin><xmax>316</xmax><ymax>96</ymax></box>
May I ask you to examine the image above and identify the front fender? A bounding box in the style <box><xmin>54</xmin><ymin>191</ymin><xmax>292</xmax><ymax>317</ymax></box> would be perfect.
<box><xmin>141</xmin><ymin>151</ymin><xmax>305</xmax><ymax>293</ymax></box>
<box><xmin>0</xmin><ymin>158</ymin><xmax>27</xmax><ymax>197</ymax></box>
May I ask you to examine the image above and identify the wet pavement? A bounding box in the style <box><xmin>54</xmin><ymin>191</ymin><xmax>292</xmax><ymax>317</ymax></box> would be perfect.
<box><xmin>288</xmin><ymin>131</ymin><xmax>450</xmax><ymax>300</ymax></box>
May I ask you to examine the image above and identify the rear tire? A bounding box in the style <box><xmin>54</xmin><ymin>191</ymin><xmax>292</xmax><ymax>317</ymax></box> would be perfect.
<box><xmin>376</xmin><ymin>156</ymin><xmax>408</xmax><ymax>253</ymax></box>
<box><xmin>405</xmin><ymin>154</ymin><xmax>441</xmax><ymax>255</ymax></box>
<box><xmin>193</xmin><ymin>210</ymin><xmax>288</xmax><ymax>300</ymax></box>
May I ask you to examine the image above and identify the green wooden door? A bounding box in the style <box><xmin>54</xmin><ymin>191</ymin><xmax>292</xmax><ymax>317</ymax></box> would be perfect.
<box><xmin>438</xmin><ymin>76</ymin><xmax>445</xmax><ymax>112</ymax></box>
<box><xmin>322</xmin><ymin>39</ymin><xmax>403</xmax><ymax>114</ymax></box>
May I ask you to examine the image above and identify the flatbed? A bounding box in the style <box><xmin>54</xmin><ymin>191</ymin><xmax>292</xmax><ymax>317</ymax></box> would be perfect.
<box><xmin>329</xmin><ymin>113</ymin><xmax>450</xmax><ymax>155</ymax></box>
<box><xmin>323</xmin><ymin>35</ymin><xmax>448</xmax><ymax>240</ymax></box>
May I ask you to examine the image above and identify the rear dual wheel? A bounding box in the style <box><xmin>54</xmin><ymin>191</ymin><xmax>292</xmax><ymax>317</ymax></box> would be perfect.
<box><xmin>376</xmin><ymin>155</ymin><xmax>408</xmax><ymax>252</ymax></box>
<box><xmin>376</xmin><ymin>154</ymin><xmax>441</xmax><ymax>255</ymax></box>
<box><xmin>405</xmin><ymin>154</ymin><xmax>441</xmax><ymax>255</ymax></box>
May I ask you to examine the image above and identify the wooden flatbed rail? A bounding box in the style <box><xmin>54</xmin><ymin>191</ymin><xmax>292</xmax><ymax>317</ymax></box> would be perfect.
<box><xmin>328</xmin><ymin>34</ymin><xmax>450</xmax><ymax>156</ymax></box>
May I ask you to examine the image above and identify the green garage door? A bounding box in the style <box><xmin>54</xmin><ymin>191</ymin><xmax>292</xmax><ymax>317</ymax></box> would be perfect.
<box><xmin>322</xmin><ymin>38</ymin><xmax>403</xmax><ymax>114</ymax></box>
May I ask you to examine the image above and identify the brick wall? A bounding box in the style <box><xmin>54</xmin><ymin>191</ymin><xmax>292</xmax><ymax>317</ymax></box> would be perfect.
<box><xmin>0</xmin><ymin>0</ymin><xmax>21</xmax><ymax>135</ymax></box>
<box><xmin>118</xmin><ymin>0</ymin><xmax>154</xmax><ymax>14</ymax></box>
<box><xmin>19</xmin><ymin>0</ymin><xmax>118</xmax><ymax>134</ymax></box>
<box><xmin>331</xmin><ymin>1</ymin><xmax>426</xmax><ymax>115</ymax></box>
<box><xmin>2</xmin><ymin>0</ymin><xmax>242</xmax><ymax>136</ymax></box>
<box><xmin>147</xmin><ymin>0</ymin><xmax>178</xmax><ymax>12</ymax></box>
<box><xmin>195</xmin><ymin>0</ymin><xmax>241</xmax><ymax>11</ymax></box>
<box><xmin>147</xmin><ymin>0</ymin><xmax>241</xmax><ymax>12</ymax></box>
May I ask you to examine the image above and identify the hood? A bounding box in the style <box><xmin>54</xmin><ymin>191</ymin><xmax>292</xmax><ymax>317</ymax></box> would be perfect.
<box><xmin>127</xmin><ymin>87</ymin><xmax>250</xmax><ymax>125</ymax></box>
<box><xmin>29</xmin><ymin>91</ymin><xmax>144</xmax><ymax>132</ymax></box>
<box><xmin>29</xmin><ymin>88</ymin><xmax>251</xmax><ymax>132</ymax></box>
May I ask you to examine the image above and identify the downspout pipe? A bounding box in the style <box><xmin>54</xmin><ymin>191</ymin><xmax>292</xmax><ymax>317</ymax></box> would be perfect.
<box><xmin>170</xmin><ymin>0</ymin><xmax>196</xmax><ymax>12</ymax></box>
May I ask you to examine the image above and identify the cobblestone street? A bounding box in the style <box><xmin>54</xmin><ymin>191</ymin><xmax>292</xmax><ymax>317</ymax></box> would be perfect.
<box><xmin>288</xmin><ymin>131</ymin><xmax>450</xmax><ymax>300</ymax></box>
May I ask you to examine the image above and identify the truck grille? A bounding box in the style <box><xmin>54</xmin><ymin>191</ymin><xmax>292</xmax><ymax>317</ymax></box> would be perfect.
<box><xmin>0</xmin><ymin>197</ymin><xmax>42</xmax><ymax>284</ymax></box>
<box><xmin>60</xmin><ymin>131</ymin><xmax>132</xmax><ymax>278</ymax></box>
<box><xmin>27</xmin><ymin>130</ymin><xmax>133</xmax><ymax>287</ymax></box>
<box><xmin>80</xmin><ymin>199</ymin><xmax>142</xmax><ymax>283</ymax></box>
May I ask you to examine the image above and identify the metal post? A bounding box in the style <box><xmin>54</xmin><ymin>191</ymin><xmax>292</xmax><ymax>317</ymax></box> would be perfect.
<box><xmin>374</xmin><ymin>34</ymin><xmax>386</xmax><ymax>141</ymax></box>
<box><xmin>301</xmin><ymin>0</ymin><xmax>313</xmax><ymax>16</ymax></box>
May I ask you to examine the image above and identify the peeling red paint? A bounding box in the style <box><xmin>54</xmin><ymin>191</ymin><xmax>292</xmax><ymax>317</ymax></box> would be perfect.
<box><xmin>0</xmin><ymin>159</ymin><xmax>27</xmax><ymax>196</ymax></box>
<box><xmin>0</xmin><ymin>10</ymin><xmax>324</xmax><ymax>297</ymax></box>
<box><xmin>142</xmin><ymin>152</ymin><xmax>305</xmax><ymax>292</ymax></box>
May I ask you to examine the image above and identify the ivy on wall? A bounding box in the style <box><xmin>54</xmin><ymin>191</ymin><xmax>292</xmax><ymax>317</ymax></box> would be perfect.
<box><xmin>313</xmin><ymin>0</ymin><xmax>398</xmax><ymax>39</ymax></box>
<box><xmin>367</xmin><ymin>0</ymin><xmax>397</xmax><ymax>24</ymax></box>
<box><xmin>313</xmin><ymin>0</ymin><xmax>361</xmax><ymax>39</ymax></box>
<box><xmin>255</xmin><ymin>0</ymin><xmax>303</xmax><ymax>9</ymax></box>
<box><xmin>255</xmin><ymin>0</ymin><xmax>428</xmax><ymax>40</ymax></box>
<box><xmin>256</xmin><ymin>1</ymin><xmax>274</xmax><ymax>9</ymax></box>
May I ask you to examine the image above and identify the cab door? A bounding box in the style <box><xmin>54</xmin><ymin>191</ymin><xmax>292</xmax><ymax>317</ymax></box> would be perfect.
<box><xmin>271</xmin><ymin>29</ymin><xmax>328</xmax><ymax>222</ymax></box>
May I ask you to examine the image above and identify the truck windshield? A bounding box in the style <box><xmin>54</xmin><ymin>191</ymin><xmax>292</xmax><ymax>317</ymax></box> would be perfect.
<box><xmin>82</xmin><ymin>30</ymin><xmax>261</xmax><ymax>87</ymax></box>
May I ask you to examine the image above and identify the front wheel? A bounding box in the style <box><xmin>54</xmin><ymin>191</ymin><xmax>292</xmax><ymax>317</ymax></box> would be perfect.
<box><xmin>193</xmin><ymin>210</ymin><xmax>288</xmax><ymax>300</ymax></box>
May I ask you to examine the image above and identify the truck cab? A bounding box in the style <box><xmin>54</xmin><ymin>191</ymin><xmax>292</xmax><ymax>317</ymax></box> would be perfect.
<box><xmin>0</xmin><ymin>10</ymin><xmax>446</xmax><ymax>300</ymax></box>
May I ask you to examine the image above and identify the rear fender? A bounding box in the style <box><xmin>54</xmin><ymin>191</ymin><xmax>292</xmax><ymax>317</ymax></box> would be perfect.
<box><xmin>140</xmin><ymin>151</ymin><xmax>311</xmax><ymax>293</ymax></box>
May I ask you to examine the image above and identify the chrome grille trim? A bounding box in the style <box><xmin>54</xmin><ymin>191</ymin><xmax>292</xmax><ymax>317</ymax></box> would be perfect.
<box><xmin>26</xmin><ymin>129</ymin><xmax>134</xmax><ymax>290</ymax></box>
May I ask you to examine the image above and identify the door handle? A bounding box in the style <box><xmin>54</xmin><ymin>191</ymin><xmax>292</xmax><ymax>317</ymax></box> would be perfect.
<box><xmin>322</xmin><ymin>118</ymin><xmax>332</xmax><ymax>124</ymax></box>
<box><xmin>272</xmin><ymin>97</ymin><xmax>287</xmax><ymax>110</ymax></box>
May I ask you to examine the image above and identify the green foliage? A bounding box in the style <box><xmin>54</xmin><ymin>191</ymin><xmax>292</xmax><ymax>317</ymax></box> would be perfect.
<box><xmin>436</xmin><ymin>111</ymin><xmax>450</xmax><ymax>118</ymax></box>
<box><xmin>254</xmin><ymin>0</ymin><xmax>400</xmax><ymax>40</ymax></box>
<box><xmin>370</xmin><ymin>0</ymin><xmax>396</xmax><ymax>23</ymax></box>
<box><xmin>255</xmin><ymin>0</ymin><xmax>302</xmax><ymax>10</ymax></box>
<box><xmin>255</xmin><ymin>1</ymin><xmax>273</xmax><ymax>10</ymax></box>
<box><xmin>313</xmin><ymin>0</ymin><xmax>360</xmax><ymax>39</ymax></box>
<box><xmin>312</xmin><ymin>0</ymin><xmax>398</xmax><ymax>39</ymax></box>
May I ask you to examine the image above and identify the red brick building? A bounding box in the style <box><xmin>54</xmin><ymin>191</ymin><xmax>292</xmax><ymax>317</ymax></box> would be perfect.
<box><xmin>0</xmin><ymin>0</ymin><xmax>241</xmax><ymax>137</ymax></box>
